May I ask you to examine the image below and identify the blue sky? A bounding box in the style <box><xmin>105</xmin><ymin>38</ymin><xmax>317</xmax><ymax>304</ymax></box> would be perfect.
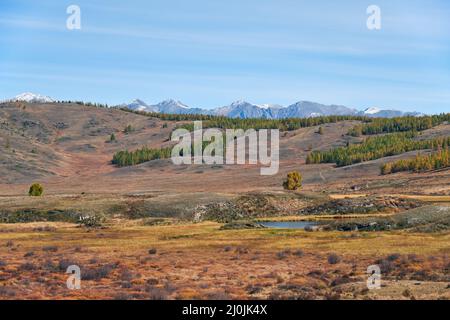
<box><xmin>0</xmin><ymin>0</ymin><xmax>449</xmax><ymax>113</ymax></box>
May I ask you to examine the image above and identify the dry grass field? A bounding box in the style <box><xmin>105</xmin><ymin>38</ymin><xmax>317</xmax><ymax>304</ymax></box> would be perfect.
<box><xmin>0</xmin><ymin>219</ymin><xmax>448</xmax><ymax>300</ymax></box>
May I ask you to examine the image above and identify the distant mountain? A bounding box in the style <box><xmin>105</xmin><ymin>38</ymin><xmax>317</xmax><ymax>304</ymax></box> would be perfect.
<box><xmin>150</xmin><ymin>99</ymin><xmax>205</xmax><ymax>115</ymax></box>
<box><xmin>359</xmin><ymin>107</ymin><xmax>423</xmax><ymax>118</ymax></box>
<box><xmin>8</xmin><ymin>92</ymin><xmax>55</xmax><ymax>103</ymax></box>
<box><xmin>125</xmin><ymin>99</ymin><xmax>156</xmax><ymax>112</ymax></box>
<box><xmin>121</xmin><ymin>98</ymin><xmax>424</xmax><ymax>119</ymax></box>
<box><xmin>277</xmin><ymin>101</ymin><xmax>357</xmax><ymax>118</ymax></box>
<box><xmin>121</xmin><ymin>99</ymin><xmax>361</xmax><ymax>119</ymax></box>
<box><xmin>214</xmin><ymin>100</ymin><xmax>274</xmax><ymax>119</ymax></box>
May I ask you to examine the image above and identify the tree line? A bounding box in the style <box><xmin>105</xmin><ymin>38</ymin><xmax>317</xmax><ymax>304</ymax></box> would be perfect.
<box><xmin>381</xmin><ymin>147</ymin><xmax>449</xmax><ymax>175</ymax></box>
<box><xmin>112</xmin><ymin>146</ymin><xmax>172</xmax><ymax>167</ymax></box>
<box><xmin>178</xmin><ymin>115</ymin><xmax>371</xmax><ymax>132</ymax></box>
<box><xmin>306</xmin><ymin>132</ymin><xmax>450</xmax><ymax>167</ymax></box>
<box><xmin>348</xmin><ymin>114</ymin><xmax>450</xmax><ymax>136</ymax></box>
<box><xmin>118</xmin><ymin>107</ymin><xmax>371</xmax><ymax>131</ymax></box>
<box><xmin>111</xmin><ymin>141</ymin><xmax>219</xmax><ymax>167</ymax></box>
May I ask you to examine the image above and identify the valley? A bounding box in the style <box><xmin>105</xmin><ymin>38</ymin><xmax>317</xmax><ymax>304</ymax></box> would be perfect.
<box><xmin>0</xmin><ymin>101</ymin><xmax>448</xmax><ymax>300</ymax></box>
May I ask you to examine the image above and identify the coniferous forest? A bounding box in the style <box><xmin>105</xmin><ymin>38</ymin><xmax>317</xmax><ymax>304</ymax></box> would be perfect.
<box><xmin>306</xmin><ymin>133</ymin><xmax>450</xmax><ymax>167</ymax></box>
<box><xmin>381</xmin><ymin>147</ymin><xmax>449</xmax><ymax>174</ymax></box>
<box><xmin>347</xmin><ymin>114</ymin><xmax>450</xmax><ymax>136</ymax></box>
<box><xmin>112</xmin><ymin>146</ymin><xmax>172</xmax><ymax>167</ymax></box>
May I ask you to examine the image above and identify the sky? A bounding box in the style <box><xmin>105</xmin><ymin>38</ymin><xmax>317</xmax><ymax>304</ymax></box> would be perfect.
<box><xmin>0</xmin><ymin>0</ymin><xmax>449</xmax><ymax>114</ymax></box>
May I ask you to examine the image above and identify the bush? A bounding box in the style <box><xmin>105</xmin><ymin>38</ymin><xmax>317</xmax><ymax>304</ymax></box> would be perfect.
<box><xmin>327</xmin><ymin>253</ymin><xmax>341</xmax><ymax>265</ymax></box>
<box><xmin>283</xmin><ymin>171</ymin><xmax>302</xmax><ymax>191</ymax></box>
<box><xmin>123</xmin><ymin>124</ymin><xmax>134</xmax><ymax>134</ymax></box>
<box><xmin>77</xmin><ymin>214</ymin><xmax>104</xmax><ymax>228</ymax></box>
<box><xmin>28</xmin><ymin>183</ymin><xmax>44</xmax><ymax>196</ymax></box>
<box><xmin>276</xmin><ymin>250</ymin><xmax>289</xmax><ymax>260</ymax></box>
<box><xmin>83</xmin><ymin>264</ymin><xmax>115</xmax><ymax>280</ymax></box>
<box><xmin>42</xmin><ymin>245</ymin><xmax>58</xmax><ymax>252</ymax></box>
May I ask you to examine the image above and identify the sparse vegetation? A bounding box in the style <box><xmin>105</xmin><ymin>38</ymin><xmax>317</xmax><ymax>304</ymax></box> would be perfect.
<box><xmin>123</xmin><ymin>124</ymin><xmax>134</xmax><ymax>134</ymax></box>
<box><xmin>77</xmin><ymin>214</ymin><xmax>104</xmax><ymax>228</ymax></box>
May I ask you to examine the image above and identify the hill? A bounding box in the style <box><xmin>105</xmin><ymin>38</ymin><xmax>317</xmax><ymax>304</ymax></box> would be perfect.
<box><xmin>0</xmin><ymin>101</ymin><xmax>448</xmax><ymax>196</ymax></box>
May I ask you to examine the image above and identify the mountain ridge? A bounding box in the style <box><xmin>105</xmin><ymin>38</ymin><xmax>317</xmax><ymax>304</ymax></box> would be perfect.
<box><xmin>4</xmin><ymin>92</ymin><xmax>423</xmax><ymax>119</ymax></box>
<box><xmin>123</xmin><ymin>98</ymin><xmax>423</xmax><ymax>119</ymax></box>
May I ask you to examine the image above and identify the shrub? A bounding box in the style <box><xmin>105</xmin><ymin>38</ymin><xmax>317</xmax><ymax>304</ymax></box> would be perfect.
<box><xmin>293</xmin><ymin>249</ymin><xmax>304</xmax><ymax>257</ymax></box>
<box><xmin>123</xmin><ymin>124</ymin><xmax>134</xmax><ymax>134</ymax></box>
<box><xmin>83</xmin><ymin>264</ymin><xmax>115</xmax><ymax>280</ymax></box>
<box><xmin>0</xmin><ymin>286</ymin><xmax>16</xmax><ymax>297</ymax></box>
<box><xmin>77</xmin><ymin>214</ymin><xmax>104</xmax><ymax>228</ymax></box>
<box><xmin>148</xmin><ymin>248</ymin><xmax>157</xmax><ymax>255</ymax></box>
<box><xmin>28</xmin><ymin>183</ymin><xmax>44</xmax><ymax>196</ymax></box>
<box><xmin>387</xmin><ymin>253</ymin><xmax>401</xmax><ymax>261</ymax></box>
<box><xmin>24</xmin><ymin>251</ymin><xmax>35</xmax><ymax>258</ymax></box>
<box><xmin>42</xmin><ymin>245</ymin><xmax>58</xmax><ymax>252</ymax></box>
<box><xmin>276</xmin><ymin>250</ymin><xmax>289</xmax><ymax>260</ymax></box>
<box><xmin>283</xmin><ymin>171</ymin><xmax>302</xmax><ymax>191</ymax></box>
<box><xmin>327</xmin><ymin>253</ymin><xmax>341</xmax><ymax>265</ymax></box>
<box><xmin>19</xmin><ymin>262</ymin><xmax>37</xmax><ymax>271</ymax></box>
<box><xmin>58</xmin><ymin>259</ymin><xmax>78</xmax><ymax>271</ymax></box>
<box><xmin>147</xmin><ymin>285</ymin><xmax>169</xmax><ymax>300</ymax></box>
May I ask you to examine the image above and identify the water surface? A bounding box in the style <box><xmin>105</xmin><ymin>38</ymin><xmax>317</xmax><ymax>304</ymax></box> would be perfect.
<box><xmin>260</xmin><ymin>221</ymin><xmax>318</xmax><ymax>229</ymax></box>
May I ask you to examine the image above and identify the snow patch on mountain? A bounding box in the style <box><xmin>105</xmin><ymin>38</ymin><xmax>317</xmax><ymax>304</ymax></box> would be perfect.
<box><xmin>363</xmin><ymin>107</ymin><xmax>381</xmax><ymax>115</ymax></box>
<box><xmin>9</xmin><ymin>92</ymin><xmax>55</xmax><ymax>103</ymax></box>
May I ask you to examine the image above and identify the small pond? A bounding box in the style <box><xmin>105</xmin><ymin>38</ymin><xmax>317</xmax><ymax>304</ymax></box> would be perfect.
<box><xmin>259</xmin><ymin>221</ymin><xmax>319</xmax><ymax>229</ymax></box>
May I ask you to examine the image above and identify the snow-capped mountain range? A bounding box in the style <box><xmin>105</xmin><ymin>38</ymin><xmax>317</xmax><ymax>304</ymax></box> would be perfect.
<box><xmin>5</xmin><ymin>92</ymin><xmax>55</xmax><ymax>104</ymax></box>
<box><xmin>3</xmin><ymin>92</ymin><xmax>423</xmax><ymax>119</ymax></box>
<box><xmin>120</xmin><ymin>98</ymin><xmax>423</xmax><ymax>119</ymax></box>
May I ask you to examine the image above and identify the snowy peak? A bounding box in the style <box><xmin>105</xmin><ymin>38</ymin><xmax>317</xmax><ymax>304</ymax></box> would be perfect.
<box><xmin>219</xmin><ymin>100</ymin><xmax>273</xmax><ymax>119</ymax></box>
<box><xmin>120</xmin><ymin>98</ymin><xmax>421</xmax><ymax>119</ymax></box>
<box><xmin>155</xmin><ymin>99</ymin><xmax>189</xmax><ymax>110</ymax></box>
<box><xmin>359</xmin><ymin>107</ymin><xmax>423</xmax><ymax>118</ymax></box>
<box><xmin>11</xmin><ymin>92</ymin><xmax>55</xmax><ymax>103</ymax></box>
<box><xmin>126</xmin><ymin>99</ymin><xmax>150</xmax><ymax>112</ymax></box>
<box><xmin>363</xmin><ymin>107</ymin><xmax>382</xmax><ymax>115</ymax></box>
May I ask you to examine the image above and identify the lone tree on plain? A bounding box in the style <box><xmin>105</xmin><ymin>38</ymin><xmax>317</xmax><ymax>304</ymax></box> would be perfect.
<box><xmin>283</xmin><ymin>171</ymin><xmax>302</xmax><ymax>191</ymax></box>
<box><xmin>110</xmin><ymin>133</ymin><xmax>116</xmax><ymax>142</ymax></box>
<box><xmin>29</xmin><ymin>183</ymin><xmax>44</xmax><ymax>196</ymax></box>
